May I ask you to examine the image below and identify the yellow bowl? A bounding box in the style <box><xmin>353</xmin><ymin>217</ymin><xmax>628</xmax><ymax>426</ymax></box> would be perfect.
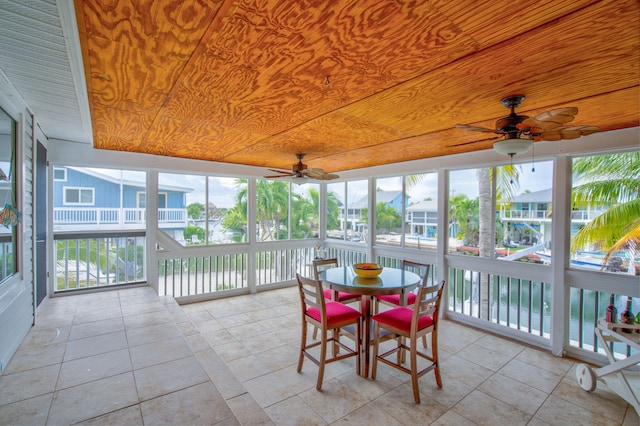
<box><xmin>353</xmin><ymin>263</ymin><xmax>383</xmax><ymax>278</ymax></box>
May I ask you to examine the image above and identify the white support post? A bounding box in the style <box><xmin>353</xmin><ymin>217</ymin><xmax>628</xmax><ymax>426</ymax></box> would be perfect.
<box><xmin>247</xmin><ymin>178</ymin><xmax>257</xmax><ymax>293</ymax></box>
<box><xmin>550</xmin><ymin>155</ymin><xmax>571</xmax><ymax>356</ymax></box>
<box><xmin>146</xmin><ymin>170</ymin><xmax>159</xmax><ymax>294</ymax></box>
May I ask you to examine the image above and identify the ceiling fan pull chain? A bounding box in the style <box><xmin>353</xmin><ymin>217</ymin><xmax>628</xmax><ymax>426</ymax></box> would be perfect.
<box><xmin>531</xmin><ymin>143</ymin><xmax>536</xmax><ymax>173</ymax></box>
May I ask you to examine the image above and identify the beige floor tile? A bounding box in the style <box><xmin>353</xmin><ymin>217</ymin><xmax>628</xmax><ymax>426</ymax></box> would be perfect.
<box><xmin>498</xmin><ymin>358</ymin><xmax>563</xmax><ymax>394</ymax></box>
<box><xmin>194</xmin><ymin>317</ymin><xmax>225</xmax><ymax>333</ymax></box>
<box><xmin>128</xmin><ymin>335</ymin><xmax>193</xmax><ymax>369</ymax></box>
<box><xmin>0</xmin><ymin>364</ymin><xmax>59</xmax><ymax>405</ymax></box>
<box><xmin>122</xmin><ymin>309</ymin><xmax>174</xmax><ymax>329</ymax></box>
<box><xmin>532</xmin><ymin>395</ymin><xmax>616</xmax><ymax>426</ymax></box>
<box><xmin>456</xmin><ymin>341</ymin><xmax>516</xmax><ymax>371</ymax></box>
<box><xmin>244</xmin><ymin>372</ymin><xmax>297</xmax><ymax>407</ymax></box>
<box><xmin>622</xmin><ymin>406</ymin><xmax>640</xmax><ymax>425</ymax></box>
<box><xmin>72</xmin><ymin>306</ymin><xmax>123</xmax><ymax>325</ymax></box>
<box><xmin>2</xmin><ymin>341</ymin><xmax>66</xmax><ymax>374</ymax></box>
<box><xmin>202</xmin><ymin>327</ymin><xmax>238</xmax><ymax>346</ymax></box>
<box><xmin>134</xmin><ymin>355</ymin><xmax>209</xmax><ymax>401</ymax></box>
<box><xmin>185</xmin><ymin>332</ymin><xmax>214</xmax><ymax>353</ymax></box>
<box><xmin>430</xmin><ymin>410</ymin><xmax>479</xmax><ymax>425</ymax></box>
<box><xmin>120</xmin><ymin>300</ymin><xmax>166</xmax><ymax>317</ymax></box>
<box><xmin>474</xmin><ymin>334</ymin><xmax>525</xmax><ymax>358</ymax></box>
<box><xmin>57</xmin><ymin>347</ymin><xmax>132</xmax><ymax>389</ymax></box>
<box><xmin>515</xmin><ymin>347</ymin><xmax>575</xmax><ymax>376</ymax></box>
<box><xmin>63</xmin><ymin>330</ymin><xmax>128</xmax><ymax>361</ymax></box>
<box><xmin>453</xmin><ymin>390</ymin><xmax>531</xmax><ymax>426</ymax></box>
<box><xmin>226</xmin><ymin>393</ymin><xmax>275</xmax><ymax>425</ymax></box>
<box><xmin>418</xmin><ymin>373</ymin><xmax>473</xmax><ymax>408</ymax></box>
<box><xmin>194</xmin><ymin>347</ymin><xmax>246</xmax><ymax>400</ymax></box>
<box><xmin>47</xmin><ymin>372</ymin><xmax>138</xmax><ymax>425</ymax></box>
<box><xmin>125</xmin><ymin>321</ymin><xmax>182</xmax><ymax>346</ymax></box>
<box><xmin>478</xmin><ymin>373</ymin><xmax>548</xmax><ymax>415</ymax></box>
<box><xmin>256</xmin><ymin>342</ymin><xmax>299</xmax><ymax>371</ymax></box>
<box><xmin>69</xmin><ymin>317</ymin><xmax>125</xmax><ymax>341</ymax></box>
<box><xmin>370</xmin><ymin>384</ymin><xmax>449</xmax><ymax>424</ymax></box>
<box><xmin>0</xmin><ymin>393</ymin><xmax>52</xmax><ymax>426</ymax></box>
<box><xmin>263</xmin><ymin>395</ymin><xmax>327</xmax><ymax>426</ymax></box>
<box><xmin>440</xmin><ymin>354</ymin><xmax>494</xmax><ymax>388</ymax></box>
<box><xmin>551</xmin><ymin>377</ymin><xmax>628</xmax><ymax>423</ymax></box>
<box><xmin>226</xmin><ymin>353</ymin><xmax>272</xmax><ymax>382</ymax></box>
<box><xmin>75</xmin><ymin>405</ymin><xmax>143</xmax><ymax>426</ymax></box>
<box><xmin>335</xmin><ymin>401</ymin><xmax>404</xmax><ymax>425</ymax></box>
<box><xmin>19</xmin><ymin>325</ymin><xmax>71</xmax><ymax>349</ymax></box>
<box><xmin>140</xmin><ymin>381</ymin><xmax>235</xmax><ymax>425</ymax></box>
<box><xmin>298</xmin><ymin>376</ymin><xmax>371</xmax><ymax>423</ymax></box>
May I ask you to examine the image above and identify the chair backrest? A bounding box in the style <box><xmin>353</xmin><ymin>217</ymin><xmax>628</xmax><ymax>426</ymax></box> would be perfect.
<box><xmin>312</xmin><ymin>258</ymin><xmax>339</xmax><ymax>280</ymax></box>
<box><xmin>296</xmin><ymin>273</ymin><xmax>327</xmax><ymax>323</ymax></box>
<box><xmin>402</xmin><ymin>260</ymin><xmax>430</xmax><ymax>286</ymax></box>
<box><xmin>412</xmin><ymin>280</ymin><xmax>445</xmax><ymax>332</ymax></box>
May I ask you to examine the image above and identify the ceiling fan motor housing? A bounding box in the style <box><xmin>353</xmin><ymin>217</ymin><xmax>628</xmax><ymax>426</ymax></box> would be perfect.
<box><xmin>496</xmin><ymin>113</ymin><xmax>529</xmax><ymax>138</ymax></box>
<box><xmin>497</xmin><ymin>95</ymin><xmax>529</xmax><ymax>138</ymax></box>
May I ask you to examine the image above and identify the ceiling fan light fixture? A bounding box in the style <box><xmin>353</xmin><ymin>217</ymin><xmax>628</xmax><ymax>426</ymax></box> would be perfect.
<box><xmin>289</xmin><ymin>175</ymin><xmax>308</xmax><ymax>184</ymax></box>
<box><xmin>493</xmin><ymin>138</ymin><xmax>533</xmax><ymax>156</ymax></box>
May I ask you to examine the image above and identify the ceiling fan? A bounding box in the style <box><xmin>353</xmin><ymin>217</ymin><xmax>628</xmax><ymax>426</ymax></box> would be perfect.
<box><xmin>264</xmin><ymin>154</ymin><xmax>339</xmax><ymax>182</ymax></box>
<box><xmin>456</xmin><ymin>95</ymin><xmax>599</xmax><ymax>156</ymax></box>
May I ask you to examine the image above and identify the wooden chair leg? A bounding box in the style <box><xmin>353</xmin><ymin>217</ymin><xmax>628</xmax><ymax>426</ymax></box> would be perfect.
<box><xmin>371</xmin><ymin>322</ymin><xmax>380</xmax><ymax>379</ymax></box>
<box><xmin>297</xmin><ymin>319</ymin><xmax>307</xmax><ymax>373</ymax></box>
<box><xmin>432</xmin><ymin>331</ymin><xmax>442</xmax><ymax>388</ymax></box>
<box><xmin>410</xmin><ymin>341</ymin><xmax>420</xmax><ymax>404</ymax></box>
<box><xmin>317</xmin><ymin>329</ymin><xmax>328</xmax><ymax>390</ymax></box>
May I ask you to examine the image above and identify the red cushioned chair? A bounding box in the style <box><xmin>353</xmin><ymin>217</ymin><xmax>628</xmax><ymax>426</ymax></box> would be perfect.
<box><xmin>312</xmin><ymin>258</ymin><xmax>360</xmax><ymax>342</ymax></box>
<box><xmin>371</xmin><ymin>280</ymin><xmax>445</xmax><ymax>403</ymax></box>
<box><xmin>313</xmin><ymin>258</ymin><xmax>360</xmax><ymax>303</ymax></box>
<box><xmin>296</xmin><ymin>274</ymin><xmax>362</xmax><ymax>391</ymax></box>
<box><xmin>375</xmin><ymin>260</ymin><xmax>430</xmax><ymax>349</ymax></box>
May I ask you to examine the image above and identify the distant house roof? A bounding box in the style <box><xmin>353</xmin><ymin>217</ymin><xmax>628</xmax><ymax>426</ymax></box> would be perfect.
<box><xmin>511</xmin><ymin>188</ymin><xmax>552</xmax><ymax>203</ymax></box>
<box><xmin>407</xmin><ymin>199</ymin><xmax>437</xmax><ymax>212</ymax></box>
<box><xmin>67</xmin><ymin>167</ymin><xmax>193</xmax><ymax>193</ymax></box>
<box><xmin>350</xmin><ymin>190</ymin><xmax>404</xmax><ymax>209</ymax></box>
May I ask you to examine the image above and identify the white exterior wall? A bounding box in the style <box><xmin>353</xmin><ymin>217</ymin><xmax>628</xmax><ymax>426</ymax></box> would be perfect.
<box><xmin>0</xmin><ymin>72</ymin><xmax>35</xmax><ymax>373</ymax></box>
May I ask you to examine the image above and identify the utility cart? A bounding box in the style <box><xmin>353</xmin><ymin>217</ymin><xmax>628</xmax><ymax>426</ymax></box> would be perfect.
<box><xmin>576</xmin><ymin>318</ymin><xmax>639</xmax><ymax>415</ymax></box>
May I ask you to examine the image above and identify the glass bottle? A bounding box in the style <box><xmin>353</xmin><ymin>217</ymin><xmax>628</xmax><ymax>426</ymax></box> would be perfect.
<box><xmin>605</xmin><ymin>294</ymin><xmax>617</xmax><ymax>323</ymax></box>
<box><xmin>635</xmin><ymin>310</ymin><xmax>640</xmax><ymax>334</ymax></box>
<box><xmin>620</xmin><ymin>296</ymin><xmax>634</xmax><ymax>333</ymax></box>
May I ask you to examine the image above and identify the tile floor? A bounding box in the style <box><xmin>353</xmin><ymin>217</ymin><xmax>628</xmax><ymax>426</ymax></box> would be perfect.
<box><xmin>0</xmin><ymin>285</ymin><xmax>637</xmax><ymax>425</ymax></box>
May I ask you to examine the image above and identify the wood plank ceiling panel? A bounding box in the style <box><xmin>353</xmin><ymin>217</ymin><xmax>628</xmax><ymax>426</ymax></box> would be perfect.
<box><xmin>74</xmin><ymin>0</ymin><xmax>640</xmax><ymax>173</ymax></box>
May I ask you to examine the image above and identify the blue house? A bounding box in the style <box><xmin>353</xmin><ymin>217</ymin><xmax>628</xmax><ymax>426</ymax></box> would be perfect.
<box><xmin>53</xmin><ymin>167</ymin><xmax>191</xmax><ymax>236</ymax></box>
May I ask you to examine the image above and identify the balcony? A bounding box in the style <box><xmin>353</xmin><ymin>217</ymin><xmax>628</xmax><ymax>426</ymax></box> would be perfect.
<box><xmin>53</xmin><ymin>207</ymin><xmax>188</xmax><ymax>230</ymax></box>
<box><xmin>499</xmin><ymin>209</ymin><xmax>605</xmax><ymax>222</ymax></box>
<box><xmin>1</xmin><ymin>285</ymin><xmax>637</xmax><ymax>424</ymax></box>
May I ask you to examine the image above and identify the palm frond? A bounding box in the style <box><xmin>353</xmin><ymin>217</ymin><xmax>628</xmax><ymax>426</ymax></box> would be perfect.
<box><xmin>573</xmin><ymin>178</ymin><xmax>640</xmax><ymax>207</ymax></box>
<box><xmin>600</xmin><ymin>222</ymin><xmax>640</xmax><ymax>269</ymax></box>
<box><xmin>571</xmin><ymin>199</ymin><xmax>640</xmax><ymax>252</ymax></box>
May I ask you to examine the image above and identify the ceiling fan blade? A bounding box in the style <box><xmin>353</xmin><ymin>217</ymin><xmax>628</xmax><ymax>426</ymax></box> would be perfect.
<box><xmin>264</xmin><ymin>174</ymin><xmax>291</xmax><ymax>178</ymax></box>
<box><xmin>450</xmin><ymin>135</ymin><xmax>501</xmax><ymax>146</ymax></box>
<box><xmin>540</xmin><ymin>125</ymin><xmax>599</xmax><ymax>141</ymax></box>
<box><xmin>304</xmin><ymin>168</ymin><xmax>328</xmax><ymax>178</ymax></box>
<box><xmin>455</xmin><ymin>123</ymin><xmax>495</xmax><ymax>133</ymax></box>
<box><xmin>267</xmin><ymin>169</ymin><xmax>293</xmax><ymax>174</ymax></box>
<box><xmin>522</xmin><ymin>107</ymin><xmax>579</xmax><ymax>131</ymax></box>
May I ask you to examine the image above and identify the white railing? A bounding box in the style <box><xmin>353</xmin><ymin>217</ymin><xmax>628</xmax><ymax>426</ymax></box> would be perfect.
<box><xmin>54</xmin><ymin>208</ymin><xmax>187</xmax><ymax>229</ymax></box>
<box><xmin>499</xmin><ymin>209</ymin><xmax>604</xmax><ymax>221</ymax></box>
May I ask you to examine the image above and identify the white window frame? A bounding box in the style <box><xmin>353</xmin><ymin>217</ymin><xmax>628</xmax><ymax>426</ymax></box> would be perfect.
<box><xmin>53</xmin><ymin>167</ymin><xmax>67</xmax><ymax>181</ymax></box>
<box><xmin>63</xmin><ymin>186</ymin><xmax>94</xmax><ymax>206</ymax></box>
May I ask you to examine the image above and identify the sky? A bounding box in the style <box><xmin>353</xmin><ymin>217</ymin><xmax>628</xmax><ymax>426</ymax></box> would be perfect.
<box><xmin>86</xmin><ymin>159</ymin><xmax>554</xmax><ymax>208</ymax></box>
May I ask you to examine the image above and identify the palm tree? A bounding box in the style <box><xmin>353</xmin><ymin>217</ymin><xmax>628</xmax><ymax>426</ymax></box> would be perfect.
<box><xmin>571</xmin><ymin>152</ymin><xmax>640</xmax><ymax>273</ymax></box>
<box><xmin>477</xmin><ymin>165</ymin><xmax>521</xmax><ymax>319</ymax></box>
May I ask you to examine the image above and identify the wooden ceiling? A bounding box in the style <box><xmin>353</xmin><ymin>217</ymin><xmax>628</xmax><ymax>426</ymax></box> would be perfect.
<box><xmin>74</xmin><ymin>0</ymin><xmax>639</xmax><ymax>174</ymax></box>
